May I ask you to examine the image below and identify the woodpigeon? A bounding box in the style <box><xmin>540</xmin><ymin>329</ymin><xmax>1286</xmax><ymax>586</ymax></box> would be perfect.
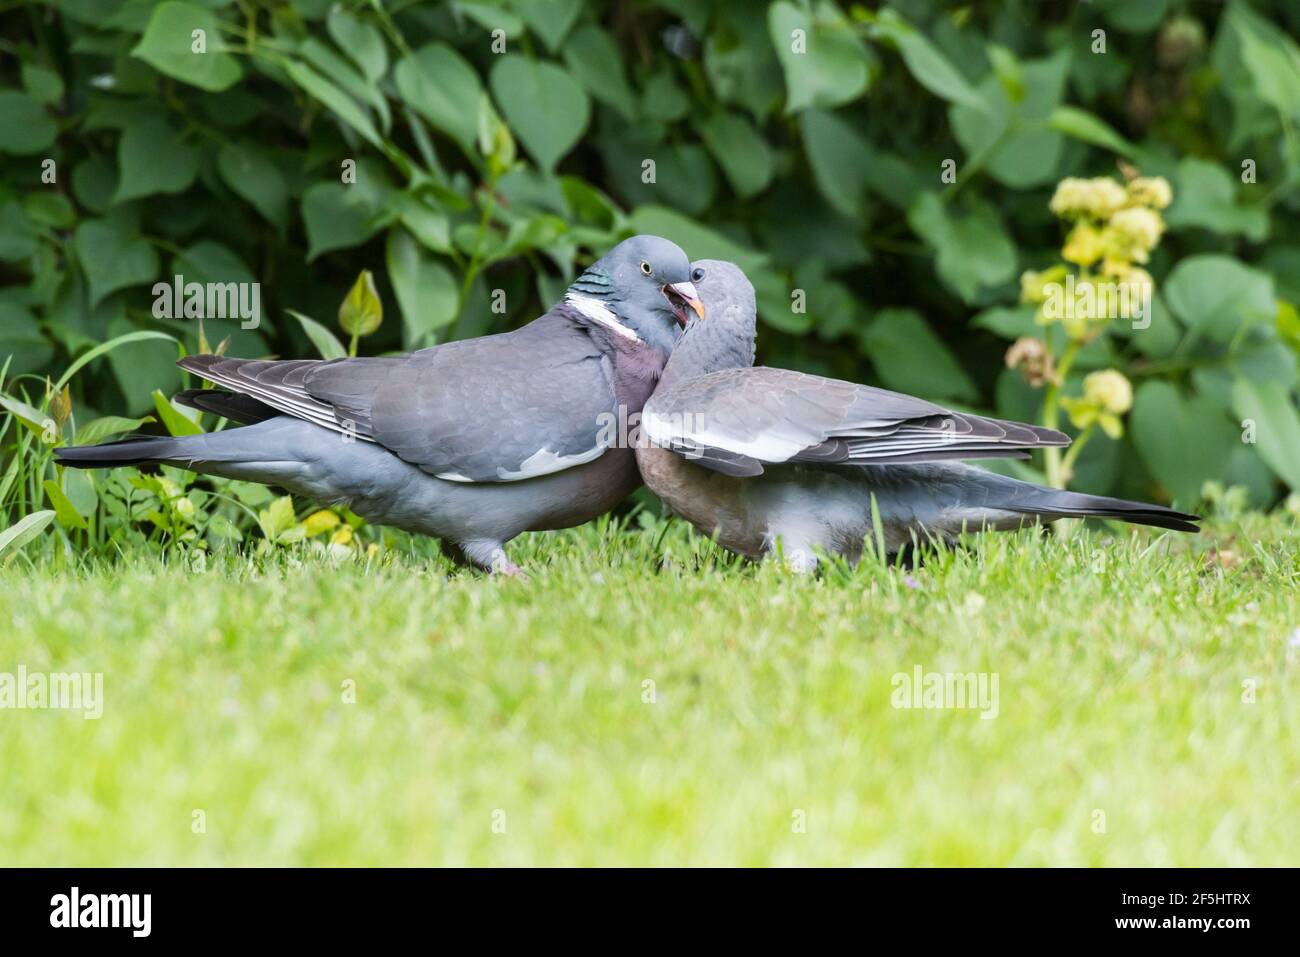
<box><xmin>637</xmin><ymin>260</ymin><xmax>1199</xmax><ymax>571</ymax></box>
<box><xmin>57</xmin><ymin>235</ymin><xmax>706</xmax><ymax>574</ymax></box>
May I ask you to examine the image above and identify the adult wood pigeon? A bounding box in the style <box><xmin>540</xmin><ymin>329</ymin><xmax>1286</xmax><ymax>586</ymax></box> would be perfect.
<box><xmin>636</xmin><ymin>260</ymin><xmax>1199</xmax><ymax>571</ymax></box>
<box><xmin>57</xmin><ymin>235</ymin><xmax>706</xmax><ymax>574</ymax></box>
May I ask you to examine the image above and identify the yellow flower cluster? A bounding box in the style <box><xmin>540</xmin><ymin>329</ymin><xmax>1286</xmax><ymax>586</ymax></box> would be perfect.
<box><xmin>1049</xmin><ymin>176</ymin><xmax>1172</xmax><ymax>218</ymax></box>
<box><xmin>1060</xmin><ymin>369</ymin><xmax>1134</xmax><ymax>438</ymax></box>
<box><xmin>1126</xmin><ymin>176</ymin><xmax>1174</xmax><ymax>209</ymax></box>
<box><xmin>1052</xmin><ymin>176</ymin><xmax>1171</xmax><ymax>271</ymax></box>
<box><xmin>1020</xmin><ymin>174</ymin><xmax>1171</xmax><ymax>344</ymax></box>
<box><xmin>1019</xmin><ymin>265</ymin><xmax>1068</xmax><ymax>304</ymax></box>
<box><xmin>1049</xmin><ymin>177</ymin><xmax>1128</xmax><ymax>219</ymax></box>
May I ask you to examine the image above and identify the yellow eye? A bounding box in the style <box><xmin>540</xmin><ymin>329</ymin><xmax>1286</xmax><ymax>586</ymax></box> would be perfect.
<box><xmin>639</xmin><ymin>260</ymin><xmax>653</xmax><ymax>276</ymax></box>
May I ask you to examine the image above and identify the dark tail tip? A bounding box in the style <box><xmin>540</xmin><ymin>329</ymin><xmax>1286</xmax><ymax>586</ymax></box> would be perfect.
<box><xmin>55</xmin><ymin>437</ymin><xmax>175</xmax><ymax>469</ymax></box>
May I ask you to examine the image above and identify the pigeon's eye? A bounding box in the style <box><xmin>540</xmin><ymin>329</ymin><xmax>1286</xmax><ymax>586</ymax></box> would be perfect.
<box><xmin>691</xmin><ymin>266</ymin><xmax>706</xmax><ymax>283</ymax></box>
<box><xmin>639</xmin><ymin>260</ymin><xmax>653</xmax><ymax>276</ymax></box>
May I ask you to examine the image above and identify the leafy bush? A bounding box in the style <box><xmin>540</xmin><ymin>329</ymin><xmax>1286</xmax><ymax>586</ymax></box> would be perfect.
<box><xmin>2</xmin><ymin>0</ymin><xmax>1300</xmax><ymax>552</ymax></box>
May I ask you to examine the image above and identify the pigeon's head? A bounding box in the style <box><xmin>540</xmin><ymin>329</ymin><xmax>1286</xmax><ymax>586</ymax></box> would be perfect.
<box><xmin>683</xmin><ymin>260</ymin><xmax>754</xmax><ymax>337</ymax></box>
<box><xmin>567</xmin><ymin>235</ymin><xmax>704</xmax><ymax>354</ymax></box>
<box><xmin>662</xmin><ymin>259</ymin><xmax>757</xmax><ymax>380</ymax></box>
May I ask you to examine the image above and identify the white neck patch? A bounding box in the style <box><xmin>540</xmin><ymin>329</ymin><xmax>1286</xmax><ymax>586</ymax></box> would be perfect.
<box><xmin>565</xmin><ymin>294</ymin><xmax>640</xmax><ymax>342</ymax></box>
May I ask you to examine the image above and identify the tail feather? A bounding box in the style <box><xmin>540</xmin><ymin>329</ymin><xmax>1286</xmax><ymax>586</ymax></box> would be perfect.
<box><xmin>55</xmin><ymin>435</ymin><xmax>193</xmax><ymax>469</ymax></box>
<box><xmin>1000</xmin><ymin>484</ymin><xmax>1201</xmax><ymax>533</ymax></box>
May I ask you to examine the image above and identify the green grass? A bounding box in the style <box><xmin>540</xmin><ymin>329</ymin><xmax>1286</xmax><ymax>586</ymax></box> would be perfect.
<box><xmin>2</xmin><ymin>513</ymin><xmax>1297</xmax><ymax>866</ymax></box>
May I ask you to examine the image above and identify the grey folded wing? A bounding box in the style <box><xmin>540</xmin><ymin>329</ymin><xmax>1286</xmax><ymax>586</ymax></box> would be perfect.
<box><xmin>641</xmin><ymin>366</ymin><xmax>1069</xmax><ymax>477</ymax></box>
<box><xmin>177</xmin><ymin>316</ymin><xmax>617</xmax><ymax>483</ymax></box>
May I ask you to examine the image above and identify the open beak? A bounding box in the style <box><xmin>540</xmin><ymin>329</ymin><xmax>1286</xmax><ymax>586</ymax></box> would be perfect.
<box><xmin>662</xmin><ymin>281</ymin><xmax>705</xmax><ymax>326</ymax></box>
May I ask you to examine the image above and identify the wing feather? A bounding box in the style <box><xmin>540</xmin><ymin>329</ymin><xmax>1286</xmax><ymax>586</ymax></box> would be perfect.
<box><xmin>643</xmin><ymin>367</ymin><xmax>1068</xmax><ymax>475</ymax></box>
<box><xmin>176</xmin><ymin>311</ymin><xmax>621</xmax><ymax>483</ymax></box>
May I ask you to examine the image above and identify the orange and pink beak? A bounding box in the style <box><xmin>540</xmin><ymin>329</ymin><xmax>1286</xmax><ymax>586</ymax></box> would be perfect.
<box><xmin>662</xmin><ymin>281</ymin><xmax>705</xmax><ymax>326</ymax></box>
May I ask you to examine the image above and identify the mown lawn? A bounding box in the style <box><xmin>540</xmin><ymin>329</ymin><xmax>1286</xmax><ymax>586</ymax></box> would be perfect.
<box><xmin>1</xmin><ymin>514</ymin><xmax>1297</xmax><ymax>866</ymax></box>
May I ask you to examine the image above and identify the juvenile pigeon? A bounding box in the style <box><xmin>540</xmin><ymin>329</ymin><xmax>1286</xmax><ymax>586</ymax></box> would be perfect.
<box><xmin>636</xmin><ymin>260</ymin><xmax>1199</xmax><ymax>571</ymax></box>
<box><xmin>57</xmin><ymin>235</ymin><xmax>705</xmax><ymax>574</ymax></box>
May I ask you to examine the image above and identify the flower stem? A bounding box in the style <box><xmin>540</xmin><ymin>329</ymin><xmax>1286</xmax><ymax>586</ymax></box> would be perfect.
<box><xmin>1042</xmin><ymin>338</ymin><xmax>1082</xmax><ymax>490</ymax></box>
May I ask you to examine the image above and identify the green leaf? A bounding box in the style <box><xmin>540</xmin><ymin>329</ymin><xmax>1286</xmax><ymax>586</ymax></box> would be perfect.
<box><xmin>705</xmin><ymin>5</ymin><xmax>785</xmax><ymax>118</ymax></box>
<box><xmin>1048</xmin><ymin>105</ymin><xmax>1138</xmax><ymax>159</ymax></box>
<box><xmin>114</xmin><ymin>115</ymin><xmax>200</xmax><ymax>202</ymax></box>
<box><xmin>562</xmin><ymin>25</ymin><xmax>638</xmax><ymax>121</ymax></box>
<box><xmin>44</xmin><ymin>479</ymin><xmax>89</xmax><ymax>530</ymax></box>
<box><xmin>74</xmin><ymin>218</ymin><xmax>160</xmax><ymax>307</ymax></box>
<box><xmin>950</xmin><ymin>51</ymin><xmax>1071</xmax><ymax>188</ymax></box>
<box><xmin>1098</xmin><ymin>0</ymin><xmax>1170</xmax><ymax>33</ymax></box>
<box><xmin>792</xmin><ymin>262</ymin><xmax>860</xmax><ymax>338</ymax></box>
<box><xmin>517</xmin><ymin>0</ymin><xmax>582</xmax><ymax>52</ymax></box>
<box><xmin>71</xmin><ymin>156</ymin><xmax>117</xmax><ymax>215</ymax></box>
<box><xmin>0</xmin><ymin>201</ymin><xmax>38</xmax><ymax>261</ymax></box>
<box><xmin>338</xmin><ymin>270</ymin><xmax>383</xmax><ymax>338</ymax></box>
<box><xmin>326</xmin><ymin>5</ymin><xmax>388</xmax><ymax>82</ymax></box>
<box><xmin>0</xmin><ymin>394</ymin><xmax>49</xmax><ymax>437</ymax></box>
<box><xmin>801</xmin><ymin>108</ymin><xmax>871</xmax><ymax>216</ymax></box>
<box><xmin>476</xmin><ymin>93</ymin><xmax>516</xmax><ymax>178</ymax></box>
<box><xmin>389</xmin><ymin>192</ymin><xmax>452</xmax><ymax>254</ymax></box>
<box><xmin>986</xmin><ymin>44</ymin><xmax>1023</xmax><ymax>103</ymax></box>
<box><xmin>641</xmin><ymin>69</ymin><xmax>690</xmax><ymax>124</ymax></box>
<box><xmin>873</xmin><ymin>8</ymin><xmax>987</xmax><ymax>111</ymax></box>
<box><xmin>1232</xmin><ymin>378</ymin><xmax>1300</xmax><ymax>491</ymax></box>
<box><xmin>1165</xmin><ymin>158</ymin><xmax>1268</xmax><ymax>241</ymax></box>
<box><xmin>21</xmin><ymin>63</ymin><xmax>65</xmax><ymax>105</ymax></box>
<box><xmin>601</xmin><ymin>137</ymin><xmax>716</xmax><ymax>215</ymax></box>
<box><xmin>906</xmin><ymin>193</ymin><xmax>1016</xmax><ymax>303</ymax></box>
<box><xmin>385</xmin><ymin>229</ymin><xmax>458</xmax><ymax>346</ymax></box>
<box><xmin>393</xmin><ymin>43</ymin><xmax>482</xmax><ymax>152</ymax></box>
<box><xmin>217</xmin><ymin>143</ymin><xmax>289</xmax><ymax>229</ymax></box>
<box><xmin>131</xmin><ymin>1</ymin><xmax>243</xmax><ymax>92</ymax></box>
<box><xmin>301</xmin><ymin>182</ymin><xmax>386</xmax><ymax>260</ymax></box>
<box><xmin>74</xmin><ymin>414</ymin><xmax>156</xmax><ymax>445</ymax></box>
<box><xmin>171</xmin><ymin>240</ymin><xmax>254</xmax><ymax>291</ymax></box>
<box><xmin>861</xmin><ymin>308</ymin><xmax>978</xmax><ymax>402</ymax></box>
<box><xmin>1163</xmin><ymin>254</ymin><xmax>1275</xmax><ymax>343</ymax></box>
<box><xmin>971</xmin><ymin>305</ymin><xmax>1038</xmax><ymax>340</ymax></box>
<box><xmin>283</xmin><ymin>59</ymin><xmax>381</xmax><ymax>148</ymax></box>
<box><xmin>1225</xmin><ymin>0</ymin><xmax>1300</xmax><ymax>122</ymax></box>
<box><xmin>1130</xmin><ymin>381</ymin><xmax>1236</xmax><ymax>505</ymax></box>
<box><xmin>0</xmin><ymin>91</ymin><xmax>57</xmax><ymax>154</ymax></box>
<box><xmin>288</xmin><ymin>310</ymin><xmax>347</xmax><ymax>360</ymax></box>
<box><xmin>0</xmin><ymin>510</ymin><xmax>56</xmax><ymax>560</ymax></box>
<box><xmin>768</xmin><ymin>0</ymin><xmax>874</xmax><ymax>112</ymax></box>
<box><xmin>105</xmin><ymin>323</ymin><xmax>182</xmax><ymax>412</ymax></box>
<box><xmin>298</xmin><ymin>37</ymin><xmax>391</xmax><ymax>135</ymax></box>
<box><xmin>697</xmin><ymin>112</ymin><xmax>774</xmax><ymax>199</ymax></box>
<box><xmin>489</xmin><ymin>55</ymin><xmax>590</xmax><ymax>171</ymax></box>
<box><xmin>0</xmin><ymin>302</ymin><xmax>54</xmax><ymax>374</ymax></box>
<box><xmin>23</xmin><ymin>192</ymin><xmax>76</xmax><ymax>229</ymax></box>
<box><xmin>258</xmin><ymin>494</ymin><xmax>298</xmax><ymax>542</ymax></box>
<box><xmin>153</xmin><ymin>389</ymin><xmax>204</xmax><ymax>436</ymax></box>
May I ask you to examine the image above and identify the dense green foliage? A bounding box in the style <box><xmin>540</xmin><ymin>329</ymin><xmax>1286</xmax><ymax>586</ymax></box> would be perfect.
<box><xmin>3</xmin><ymin>515</ymin><xmax>1298</xmax><ymax>864</ymax></box>
<box><xmin>2</xmin><ymin>0</ymin><xmax>1300</xmax><ymax>551</ymax></box>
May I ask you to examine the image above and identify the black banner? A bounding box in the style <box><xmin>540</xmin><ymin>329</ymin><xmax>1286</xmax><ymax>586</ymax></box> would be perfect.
<box><xmin>0</xmin><ymin>867</ymin><xmax>1279</xmax><ymax>943</ymax></box>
